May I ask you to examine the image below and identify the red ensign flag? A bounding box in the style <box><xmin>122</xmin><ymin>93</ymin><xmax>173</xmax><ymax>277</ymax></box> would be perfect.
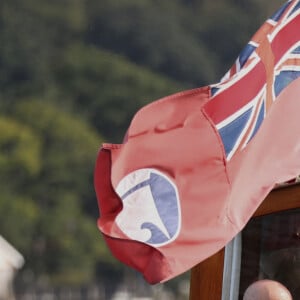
<box><xmin>94</xmin><ymin>0</ymin><xmax>300</xmax><ymax>283</ymax></box>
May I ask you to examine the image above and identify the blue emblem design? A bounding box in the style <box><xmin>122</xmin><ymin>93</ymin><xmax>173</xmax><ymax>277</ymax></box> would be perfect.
<box><xmin>115</xmin><ymin>168</ymin><xmax>181</xmax><ymax>247</ymax></box>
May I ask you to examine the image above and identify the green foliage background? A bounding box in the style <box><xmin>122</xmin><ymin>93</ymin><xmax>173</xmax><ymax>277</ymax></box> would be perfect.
<box><xmin>0</xmin><ymin>0</ymin><xmax>284</xmax><ymax>292</ymax></box>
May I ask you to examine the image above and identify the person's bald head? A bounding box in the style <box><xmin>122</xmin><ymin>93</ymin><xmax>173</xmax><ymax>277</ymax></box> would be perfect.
<box><xmin>243</xmin><ymin>280</ymin><xmax>292</xmax><ymax>300</ymax></box>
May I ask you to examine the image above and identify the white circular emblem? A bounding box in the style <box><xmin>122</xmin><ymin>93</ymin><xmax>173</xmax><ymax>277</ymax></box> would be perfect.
<box><xmin>115</xmin><ymin>168</ymin><xmax>181</xmax><ymax>247</ymax></box>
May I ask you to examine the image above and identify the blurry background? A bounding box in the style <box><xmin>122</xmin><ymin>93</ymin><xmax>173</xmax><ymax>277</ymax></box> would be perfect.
<box><xmin>0</xmin><ymin>0</ymin><xmax>283</xmax><ymax>299</ymax></box>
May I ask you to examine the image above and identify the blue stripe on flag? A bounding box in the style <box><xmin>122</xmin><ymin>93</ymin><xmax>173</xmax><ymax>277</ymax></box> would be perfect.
<box><xmin>248</xmin><ymin>101</ymin><xmax>265</xmax><ymax>142</ymax></box>
<box><xmin>211</xmin><ymin>87</ymin><xmax>219</xmax><ymax>96</ymax></box>
<box><xmin>238</xmin><ymin>44</ymin><xmax>256</xmax><ymax>68</ymax></box>
<box><xmin>288</xmin><ymin>1</ymin><xmax>300</xmax><ymax>17</ymax></box>
<box><xmin>219</xmin><ymin>108</ymin><xmax>252</xmax><ymax>157</ymax></box>
<box><xmin>270</xmin><ymin>1</ymin><xmax>291</xmax><ymax>21</ymax></box>
<box><xmin>292</xmin><ymin>45</ymin><xmax>300</xmax><ymax>54</ymax></box>
<box><xmin>274</xmin><ymin>70</ymin><xmax>300</xmax><ymax>96</ymax></box>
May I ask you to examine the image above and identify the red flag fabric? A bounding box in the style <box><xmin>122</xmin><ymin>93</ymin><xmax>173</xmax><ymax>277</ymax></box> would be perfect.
<box><xmin>94</xmin><ymin>0</ymin><xmax>300</xmax><ymax>283</ymax></box>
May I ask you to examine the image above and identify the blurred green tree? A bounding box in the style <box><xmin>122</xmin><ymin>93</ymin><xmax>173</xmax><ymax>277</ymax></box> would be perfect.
<box><xmin>0</xmin><ymin>116</ymin><xmax>41</xmax><ymax>252</ymax></box>
<box><xmin>85</xmin><ymin>0</ymin><xmax>218</xmax><ymax>86</ymax></box>
<box><xmin>0</xmin><ymin>100</ymin><xmax>108</xmax><ymax>285</ymax></box>
<box><xmin>55</xmin><ymin>44</ymin><xmax>183</xmax><ymax>142</ymax></box>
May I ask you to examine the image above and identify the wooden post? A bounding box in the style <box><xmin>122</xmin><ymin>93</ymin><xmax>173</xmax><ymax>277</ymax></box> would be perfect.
<box><xmin>189</xmin><ymin>248</ymin><xmax>225</xmax><ymax>300</ymax></box>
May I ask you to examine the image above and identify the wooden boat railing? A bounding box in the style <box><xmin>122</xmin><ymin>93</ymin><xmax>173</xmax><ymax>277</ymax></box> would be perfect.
<box><xmin>189</xmin><ymin>183</ymin><xmax>300</xmax><ymax>300</ymax></box>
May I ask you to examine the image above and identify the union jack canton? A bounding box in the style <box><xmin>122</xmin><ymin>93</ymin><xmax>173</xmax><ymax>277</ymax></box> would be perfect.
<box><xmin>205</xmin><ymin>0</ymin><xmax>300</xmax><ymax>160</ymax></box>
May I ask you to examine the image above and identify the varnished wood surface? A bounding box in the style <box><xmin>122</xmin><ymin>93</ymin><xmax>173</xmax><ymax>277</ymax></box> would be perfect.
<box><xmin>189</xmin><ymin>248</ymin><xmax>224</xmax><ymax>300</ymax></box>
<box><xmin>254</xmin><ymin>183</ymin><xmax>300</xmax><ymax>217</ymax></box>
<box><xmin>189</xmin><ymin>183</ymin><xmax>300</xmax><ymax>300</ymax></box>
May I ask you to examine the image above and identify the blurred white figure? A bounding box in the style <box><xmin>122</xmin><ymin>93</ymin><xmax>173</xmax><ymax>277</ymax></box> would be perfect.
<box><xmin>243</xmin><ymin>280</ymin><xmax>292</xmax><ymax>300</ymax></box>
<box><xmin>0</xmin><ymin>236</ymin><xmax>24</xmax><ymax>300</ymax></box>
